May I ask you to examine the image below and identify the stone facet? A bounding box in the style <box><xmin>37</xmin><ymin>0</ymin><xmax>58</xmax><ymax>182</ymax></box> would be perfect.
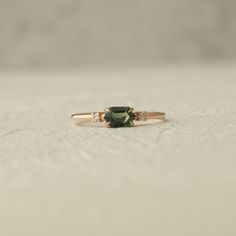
<box><xmin>104</xmin><ymin>106</ymin><xmax>135</xmax><ymax>128</ymax></box>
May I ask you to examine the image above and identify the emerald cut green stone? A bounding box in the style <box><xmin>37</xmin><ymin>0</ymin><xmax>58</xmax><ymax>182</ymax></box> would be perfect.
<box><xmin>104</xmin><ymin>106</ymin><xmax>135</xmax><ymax>128</ymax></box>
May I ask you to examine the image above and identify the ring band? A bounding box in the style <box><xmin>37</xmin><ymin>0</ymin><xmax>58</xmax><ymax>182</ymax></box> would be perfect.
<box><xmin>71</xmin><ymin>106</ymin><xmax>165</xmax><ymax>128</ymax></box>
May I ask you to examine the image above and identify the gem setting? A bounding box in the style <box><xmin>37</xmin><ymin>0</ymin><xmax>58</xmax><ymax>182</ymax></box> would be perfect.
<box><xmin>104</xmin><ymin>106</ymin><xmax>135</xmax><ymax>128</ymax></box>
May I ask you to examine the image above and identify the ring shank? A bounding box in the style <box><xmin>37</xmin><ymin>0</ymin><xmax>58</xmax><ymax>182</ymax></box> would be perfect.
<box><xmin>71</xmin><ymin>113</ymin><xmax>98</xmax><ymax>122</ymax></box>
<box><xmin>145</xmin><ymin>112</ymin><xmax>165</xmax><ymax>121</ymax></box>
<box><xmin>71</xmin><ymin>112</ymin><xmax>165</xmax><ymax>123</ymax></box>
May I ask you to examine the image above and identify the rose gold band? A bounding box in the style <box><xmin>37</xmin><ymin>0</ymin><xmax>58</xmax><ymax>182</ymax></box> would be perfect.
<box><xmin>71</xmin><ymin>113</ymin><xmax>98</xmax><ymax>122</ymax></box>
<box><xmin>135</xmin><ymin>112</ymin><xmax>165</xmax><ymax>121</ymax></box>
<box><xmin>71</xmin><ymin>111</ymin><xmax>165</xmax><ymax>123</ymax></box>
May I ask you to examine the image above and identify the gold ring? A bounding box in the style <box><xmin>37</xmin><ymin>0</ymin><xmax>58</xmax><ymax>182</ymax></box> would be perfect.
<box><xmin>71</xmin><ymin>106</ymin><xmax>165</xmax><ymax>128</ymax></box>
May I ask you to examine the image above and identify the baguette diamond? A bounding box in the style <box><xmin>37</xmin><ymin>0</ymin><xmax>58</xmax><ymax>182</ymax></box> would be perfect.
<box><xmin>140</xmin><ymin>111</ymin><xmax>147</xmax><ymax>121</ymax></box>
<box><xmin>91</xmin><ymin>112</ymin><xmax>100</xmax><ymax>122</ymax></box>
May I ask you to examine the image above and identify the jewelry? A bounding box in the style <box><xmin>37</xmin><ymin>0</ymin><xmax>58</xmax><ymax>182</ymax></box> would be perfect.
<box><xmin>71</xmin><ymin>106</ymin><xmax>165</xmax><ymax>128</ymax></box>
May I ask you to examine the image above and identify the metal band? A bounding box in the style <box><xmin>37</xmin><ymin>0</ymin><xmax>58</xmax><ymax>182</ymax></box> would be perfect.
<box><xmin>71</xmin><ymin>112</ymin><xmax>105</xmax><ymax>123</ymax></box>
<box><xmin>71</xmin><ymin>112</ymin><xmax>165</xmax><ymax>123</ymax></box>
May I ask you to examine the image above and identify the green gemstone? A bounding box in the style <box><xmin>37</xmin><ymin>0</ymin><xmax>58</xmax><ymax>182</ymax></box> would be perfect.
<box><xmin>104</xmin><ymin>106</ymin><xmax>135</xmax><ymax>128</ymax></box>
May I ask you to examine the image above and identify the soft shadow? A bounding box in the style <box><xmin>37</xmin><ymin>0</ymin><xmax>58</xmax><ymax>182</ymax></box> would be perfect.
<box><xmin>73</xmin><ymin>122</ymin><xmax>105</xmax><ymax>128</ymax></box>
<box><xmin>72</xmin><ymin>119</ymin><xmax>170</xmax><ymax>129</ymax></box>
<box><xmin>133</xmin><ymin>119</ymin><xmax>170</xmax><ymax>128</ymax></box>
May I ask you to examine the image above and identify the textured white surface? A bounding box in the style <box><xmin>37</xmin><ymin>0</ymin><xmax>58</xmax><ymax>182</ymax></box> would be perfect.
<box><xmin>0</xmin><ymin>65</ymin><xmax>236</xmax><ymax>236</ymax></box>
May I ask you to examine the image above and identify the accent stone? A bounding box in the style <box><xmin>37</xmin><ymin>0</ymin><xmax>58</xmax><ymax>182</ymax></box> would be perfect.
<box><xmin>91</xmin><ymin>112</ymin><xmax>100</xmax><ymax>122</ymax></box>
<box><xmin>140</xmin><ymin>111</ymin><xmax>147</xmax><ymax>121</ymax></box>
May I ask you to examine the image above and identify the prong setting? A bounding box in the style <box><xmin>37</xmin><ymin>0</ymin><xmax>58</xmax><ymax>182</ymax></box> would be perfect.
<box><xmin>128</xmin><ymin>107</ymin><xmax>135</xmax><ymax>113</ymax></box>
<box><xmin>105</xmin><ymin>122</ymin><xmax>111</xmax><ymax>128</ymax></box>
<box><xmin>104</xmin><ymin>108</ymin><xmax>111</xmax><ymax>113</ymax></box>
<box><xmin>104</xmin><ymin>106</ymin><xmax>136</xmax><ymax>128</ymax></box>
<box><xmin>130</xmin><ymin>121</ymin><xmax>135</xmax><ymax>127</ymax></box>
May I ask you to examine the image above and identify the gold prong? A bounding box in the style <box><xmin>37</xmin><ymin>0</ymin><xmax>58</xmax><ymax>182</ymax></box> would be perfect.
<box><xmin>130</xmin><ymin>121</ymin><xmax>135</xmax><ymax>127</ymax></box>
<box><xmin>128</xmin><ymin>107</ymin><xmax>135</xmax><ymax>113</ymax></box>
<box><xmin>104</xmin><ymin>108</ymin><xmax>111</xmax><ymax>113</ymax></box>
<box><xmin>105</xmin><ymin>122</ymin><xmax>111</xmax><ymax>128</ymax></box>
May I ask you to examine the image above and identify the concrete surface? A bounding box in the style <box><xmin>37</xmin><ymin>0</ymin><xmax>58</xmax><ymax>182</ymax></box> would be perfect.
<box><xmin>0</xmin><ymin>65</ymin><xmax>236</xmax><ymax>236</ymax></box>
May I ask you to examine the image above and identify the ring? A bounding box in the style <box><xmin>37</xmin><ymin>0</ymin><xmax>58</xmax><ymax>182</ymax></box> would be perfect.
<box><xmin>71</xmin><ymin>106</ymin><xmax>165</xmax><ymax>128</ymax></box>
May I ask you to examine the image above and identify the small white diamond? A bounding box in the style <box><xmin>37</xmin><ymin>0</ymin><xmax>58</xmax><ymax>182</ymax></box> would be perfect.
<box><xmin>140</xmin><ymin>111</ymin><xmax>147</xmax><ymax>121</ymax></box>
<box><xmin>91</xmin><ymin>112</ymin><xmax>100</xmax><ymax>122</ymax></box>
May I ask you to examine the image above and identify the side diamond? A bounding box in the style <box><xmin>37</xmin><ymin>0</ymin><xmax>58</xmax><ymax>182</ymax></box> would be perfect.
<box><xmin>140</xmin><ymin>111</ymin><xmax>147</xmax><ymax>121</ymax></box>
<box><xmin>91</xmin><ymin>112</ymin><xmax>100</xmax><ymax>122</ymax></box>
